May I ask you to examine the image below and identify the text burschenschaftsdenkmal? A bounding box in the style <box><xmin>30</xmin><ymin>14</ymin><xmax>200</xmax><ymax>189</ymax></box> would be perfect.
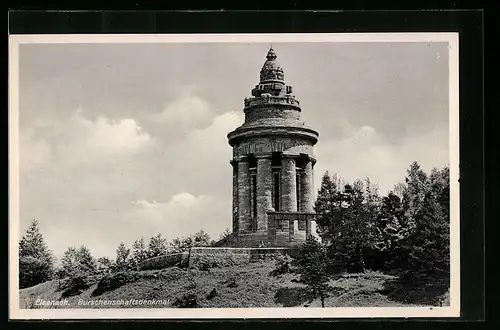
<box><xmin>34</xmin><ymin>298</ymin><xmax>171</xmax><ymax>307</ymax></box>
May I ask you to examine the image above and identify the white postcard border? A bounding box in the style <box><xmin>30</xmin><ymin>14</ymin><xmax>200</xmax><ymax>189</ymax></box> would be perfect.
<box><xmin>8</xmin><ymin>32</ymin><xmax>460</xmax><ymax>320</ymax></box>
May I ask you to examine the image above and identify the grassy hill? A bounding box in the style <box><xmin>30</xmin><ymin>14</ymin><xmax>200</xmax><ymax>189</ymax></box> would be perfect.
<box><xmin>19</xmin><ymin>260</ymin><xmax>448</xmax><ymax>309</ymax></box>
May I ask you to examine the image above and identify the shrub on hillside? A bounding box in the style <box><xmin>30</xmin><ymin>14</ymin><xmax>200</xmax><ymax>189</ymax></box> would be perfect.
<box><xmin>190</xmin><ymin>254</ymin><xmax>242</xmax><ymax>270</ymax></box>
<box><xmin>172</xmin><ymin>292</ymin><xmax>200</xmax><ymax>308</ymax></box>
<box><xmin>270</xmin><ymin>254</ymin><xmax>294</xmax><ymax>276</ymax></box>
<box><xmin>92</xmin><ymin>271</ymin><xmax>140</xmax><ymax>296</ymax></box>
<box><xmin>19</xmin><ymin>255</ymin><xmax>55</xmax><ymax>289</ymax></box>
<box><xmin>61</xmin><ymin>275</ymin><xmax>93</xmax><ymax>298</ymax></box>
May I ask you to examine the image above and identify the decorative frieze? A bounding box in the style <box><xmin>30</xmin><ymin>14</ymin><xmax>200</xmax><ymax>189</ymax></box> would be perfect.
<box><xmin>244</xmin><ymin>94</ymin><xmax>300</xmax><ymax>108</ymax></box>
<box><xmin>234</xmin><ymin>137</ymin><xmax>314</xmax><ymax>157</ymax></box>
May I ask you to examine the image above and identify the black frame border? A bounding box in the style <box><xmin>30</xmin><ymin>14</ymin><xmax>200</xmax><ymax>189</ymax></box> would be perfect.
<box><xmin>6</xmin><ymin>9</ymin><xmax>485</xmax><ymax>326</ymax></box>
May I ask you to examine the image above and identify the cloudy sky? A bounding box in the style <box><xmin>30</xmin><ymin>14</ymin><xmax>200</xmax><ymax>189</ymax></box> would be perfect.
<box><xmin>17</xmin><ymin>40</ymin><xmax>449</xmax><ymax>259</ymax></box>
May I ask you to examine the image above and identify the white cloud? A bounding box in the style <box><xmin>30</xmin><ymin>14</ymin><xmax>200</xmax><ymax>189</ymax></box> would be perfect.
<box><xmin>186</xmin><ymin>111</ymin><xmax>243</xmax><ymax>155</ymax></box>
<box><xmin>314</xmin><ymin>121</ymin><xmax>448</xmax><ymax>194</ymax></box>
<box><xmin>130</xmin><ymin>192</ymin><xmax>222</xmax><ymax>241</ymax></box>
<box><xmin>84</xmin><ymin>117</ymin><xmax>151</xmax><ymax>154</ymax></box>
<box><xmin>61</xmin><ymin>111</ymin><xmax>152</xmax><ymax>158</ymax></box>
<box><xmin>148</xmin><ymin>93</ymin><xmax>212</xmax><ymax>127</ymax></box>
<box><xmin>134</xmin><ymin>192</ymin><xmax>207</xmax><ymax>211</ymax></box>
<box><xmin>19</xmin><ymin>128</ymin><xmax>52</xmax><ymax>172</ymax></box>
<box><xmin>20</xmin><ymin>110</ymin><xmax>153</xmax><ymax>170</ymax></box>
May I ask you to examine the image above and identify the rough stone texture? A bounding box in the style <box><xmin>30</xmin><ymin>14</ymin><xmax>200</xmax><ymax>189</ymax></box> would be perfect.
<box><xmin>232</xmin><ymin>164</ymin><xmax>239</xmax><ymax>234</ymax></box>
<box><xmin>188</xmin><ymin>247</ymin><xmax>298</xmax><ymax>268</ymax></box>
<box><xmin>139</xmin><ymin>247</ymin><xmax>299</xmax><ymax>270</ymax></box>
<box><xmin>189</xmin><ymin>251</ymin><xmax>250</xmax><ymax>268</ymax></box>
<box><xmin>237</xmin><ymin>159</ymin><xmax>251</xmax><ymax>233</ymax></box>
<box><xmin>301</xmin><ymin>160</ymin><xmax>314</xmax><ymax>212</ymax></box>
<box><xmin>293</xmin><ymin>220</ymin><xmax>307</xmax><ymax>242</ymax></box>
<box><xmin>249</xmin><ymin>171</ymin><xmax>257</xmax><ymax>231</ymax></box>
<box><xmin>281</xmin><ymin>156</ymin><xmax>297</xmax><ymax>212</ymax></box>
<box><xmin>256</xmin><ymin>155</ymin><xmax>272</xmax><ymax>231</ymax></box>
<box><xmin>245</xmin><ymin>107</ymin><xmax>300</xmax><ymax>123</ymax></box>
<box><xmin>233</xmin><ymin>136</ymin><xmax>314</xmax><ymax>158</ymax></box>
<box><xmin>238</xmin><ymin>232</ymin><xmax>271</xmax><ymax>247</ymax></box>
<box><xmin>139</xmin><ymin>252</ymin><xmax>189</xmax><ymax>270</ymax></box>
<box><xmin>267</xmin><ymin>211</ymin><xmax>316</xmax><ymax>246</ymax></box>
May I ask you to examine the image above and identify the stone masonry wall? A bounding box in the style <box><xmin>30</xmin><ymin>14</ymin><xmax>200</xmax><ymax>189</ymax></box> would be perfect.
<box><xmin>237</xmin><ymin>158</ymin><xmax>251</xmax><ymax>233</ymax></box>
<box><xmin>139</xmin><ymin>252</ymin><xmax>189</xmax><ymax>270</ymax></box>
<box><xmin>301</xmin><ymin>160</ymin><xmax>314</xmax><ymax>212</ymax></box>
<box><xmin>233</xmin><ymin>136</ymin><xmax>314</xmax><ymax>158</ymax></box>
<box><xmin>281</xmin><ymin>156</ymin><xmax>297</xmax><ymax>212</ymax></box>
<box><xmin>232</xmin><ymin>164</ymin><xmax>239</xmax><ymax>233</ymax></box>
<box><xmin>256</xmin><ymin>156</ymin><xmax>272</xmax><ymax>231</ymax></box>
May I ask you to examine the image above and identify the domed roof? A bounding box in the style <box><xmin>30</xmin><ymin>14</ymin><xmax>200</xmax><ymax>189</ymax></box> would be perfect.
<box><xmin>259</xmin><ymin>47</ymin><xmax>285</xmax><ymax>83</ymax></box>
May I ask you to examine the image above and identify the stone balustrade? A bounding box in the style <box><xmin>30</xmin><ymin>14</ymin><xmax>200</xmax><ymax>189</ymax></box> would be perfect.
<box><xmin>244</xmin><ymin>95</ymin><xmax>300</xmax><ymax>109</ymax></box>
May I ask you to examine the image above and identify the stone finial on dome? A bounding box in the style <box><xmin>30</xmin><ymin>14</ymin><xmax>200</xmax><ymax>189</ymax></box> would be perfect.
<box><xmin>260</xmin><ymin>47</ymin><xmax>284</xmax><ymax>83</ymax></box>
<box><xmin>266</xmin><ymin>47</ymin><xmax>277</xmax><ymax>60</ymax></box>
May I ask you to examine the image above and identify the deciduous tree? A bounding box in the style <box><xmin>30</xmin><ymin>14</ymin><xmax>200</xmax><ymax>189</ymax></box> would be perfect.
<box><xmin>295</xmin><ymin>235</ymin><xmax>332</xmax><ymax>307</ymax></box>
<box><xmin>147</xmin><ymin>234</ymin><xmax>168</xmax><ymax>258</ymax></box>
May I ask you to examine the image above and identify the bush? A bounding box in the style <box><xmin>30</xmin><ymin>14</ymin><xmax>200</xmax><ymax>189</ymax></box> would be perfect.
<box><xmin>190</xmin><ymin>254</ymin><xmax>232</xmax><ymax>270</ymax></box>
<box><xmin>19</xmin><ymin>255</ymin><xmax>55</xmax><ymax>289</ymax></box>
<box><xmin>172</xmin><ymin>293</ymin><xmax>200</xmax><ymax>308</ymax></box>
<box><xmin>92</xmin><ymin>271</ymin><xmax>140</xmax><ymax>296</ymax></box>
<box><xmin>61</xmin><ymin>275</ymin><xmax>92</xmax><ymax>298</ymax></box>
<box><xmin>270</xmin><ymin>254</ymin><xmax>293</xmax><ymax>276</ymax></box>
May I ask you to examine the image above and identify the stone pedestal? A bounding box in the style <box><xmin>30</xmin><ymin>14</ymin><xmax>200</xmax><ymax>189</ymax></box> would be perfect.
<box><xmin>281</xmin><ymin>155</ymin><xmax>297</xmax><ymax>212</ymax></box>
<box><xmin>256</xmin><ymin>155</ymin><xmax>272</xmax><ymax>231</ymax></box>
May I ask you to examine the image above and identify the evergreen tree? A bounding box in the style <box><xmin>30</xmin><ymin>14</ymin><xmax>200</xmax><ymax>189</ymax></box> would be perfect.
<box><xmin>60</xmin><ymin>247</ymin><xmax>79</xmax><ymax>277</ymax></box>
<box><xmin>386</xmin><ymin>163</ymin><xmax>451</xmax><ymax>285</ymax></box>
<box><xmin>19</xmin><ymin>219</ymin><xmax>55</xmax><ymax>288</ymax></box>
<box><xmin>313</xmin><ymin>171</ymin><xmax>343</xmax><ymax>245</ymax></box>
<box><xmin>314</xmin><ymin>173</ymin><xmax>380</xmax><ymax>272</ymax></box>
<box><xmin>130</xmin><ymin>238</ymin><xmax>148</xmax><ymax>270</ymax></box>
<box><xmin>333</xmin><ymin>181</ymin><xmax>378</xmax><ymax>272</ymax></box>
<box><xmin>372</xmin><ymin>191</ymin><xmax>408</xmax><ymax>270</ymax></box>
<box><xmin>96</xmin><ymin>257</ymin><xmax>112</xmax><ymax>274</ymax></box>
<box><xmin>402</xmin><ymin>161</ymin><xmax>429</xmax><ymax>228</ymax></box>
<box><xmin>405</xmin><ymin>166</ymin><xmax>450</xmax><ymax>283</ymax></box>
<box><xmin>295</xmin><ymin>235</ymin><xmax>332</xmax><ymax>307</ymax></box>
<box><xmin>113</xmin><ymin>242</ymin><xmax>131</xmax><ymax>272</ymax></box>
<box><xmin>77</xmin><ymin>246</ymin><xmax>97</xmax><ymax>274</ymax></box>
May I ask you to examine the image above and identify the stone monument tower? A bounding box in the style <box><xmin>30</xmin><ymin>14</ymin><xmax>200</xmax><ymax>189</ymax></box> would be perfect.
<box><xmin>228</xmin><ymin>47</ymin><xmax>319</xmax><ymax>247</ymax></box>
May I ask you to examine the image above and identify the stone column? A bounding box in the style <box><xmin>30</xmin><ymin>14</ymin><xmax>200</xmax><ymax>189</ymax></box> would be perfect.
<box><xmin>281</xmin><ymin>155</ymin><xmax>297</xmax><ymax>212</ymax></box>
<box><xmin>256</xmin><ymin>154</ymin><xmax>272</xmax><ymax>231</ymax></box>
<box><xmin>237</xmin><ymin>156</ymin><xmax>251</xmax><ymax>233</ymax></box>
<box><xmin>231</xmin><ymin>161</ymin><xmax>239</xmax><ymax>234</ymax></box>
<box><xmin>301</xmin><ymin>158</ymin><xmax>314</xmax><ymax>212</ymax></box>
